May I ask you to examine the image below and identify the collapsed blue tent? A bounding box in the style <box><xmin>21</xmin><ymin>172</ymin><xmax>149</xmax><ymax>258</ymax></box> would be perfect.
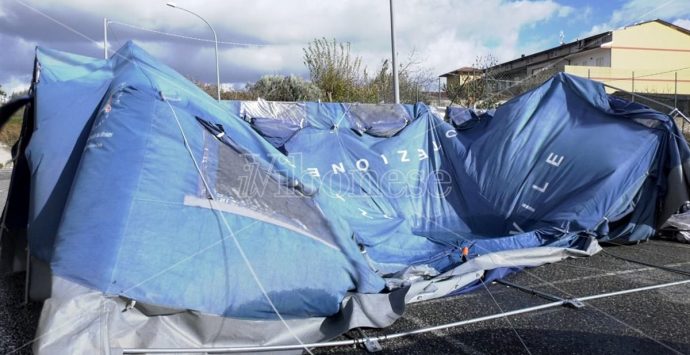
<box><xmin>1</xmin><ymin>42</ymin><xmax>689</xmax><ymax>353</ymax></box>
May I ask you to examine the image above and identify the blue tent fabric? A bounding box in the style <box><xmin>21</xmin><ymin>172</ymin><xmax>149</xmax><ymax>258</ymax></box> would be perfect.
<box><xmin>25</xmin><ymin>48</ymin><xmax>113</xmax><ymax>262</ymax></box>
<box><xmin>5</xmin><ymin>41</ymin><xmax>690</xmax><ymax>323</ymax></box>
<box><xmin>250</xmin><ymin>116</ymin><xmax>305</xmax><ymax>148</ymax></box>
<box><xmin>40</xmin><ymin>43</ymin><xmax>383</xmax><ymax>319</ymax></box>
<box><xmin>445</xmin><ymin>106</ymin><xmax>495</xmax><ymax>128</ymax></box>
<box><xmin>347</xmin><ymin>103</ymin><xmax>411</xmax><ymax>137</ymax></box>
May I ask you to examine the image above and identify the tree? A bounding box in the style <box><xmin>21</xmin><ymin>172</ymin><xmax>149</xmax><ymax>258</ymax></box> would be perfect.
<box><xmin>499</xmin><ymin>64</ymin><xmax>559</xmax><ymax>99</ymax></box>
<box><xmin>193</xmin><ymin>37</ymin><xmax>437</xmax><ymax>105</ymax></box>
<box><xmin>247</xmin><ymin>75</ymin><xmax>321</xmax><ymax>102</ymax></box>
<box><xmin>367</xmin><ymin>50</ymin><xmax>435</xmax><ymax>104</ymax></box>
<box><xmin>220</xmin><ymin>88</ymin><xmax>256</xmax><ymax>101</ymax></box>
<box><xmin>0</xmin><ymin>85</ymin><xmax>6</xmax><ymax>103</ymax></box>
<box><xmin>190</xmin><ymin>79</ymin><xmax>255</xmax><ymax>101</ymax></box>
<box><xmin>9</xmin><ymin>89</ymin><xmax>30</xmax><ymax>101</ymax></box>
<box><xmin>445</xmin><ymin>55</ymin><xmax>499</xmax><ymax>108</ymax></box>
<box><xmin>303</xmin><ymin>38</ymin><xmax>435</xmax><ymax>104</ymax></box>
<box><xmin>303</xmin><ymin>37</ymin><xmax>372</xmax><ymax>102</ymax></box>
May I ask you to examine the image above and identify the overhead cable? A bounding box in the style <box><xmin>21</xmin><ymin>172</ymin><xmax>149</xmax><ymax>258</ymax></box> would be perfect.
<box><xmin>108</xmin><ymin>20</ymin><xmax>269</xmax><ymax>47</ymax></box>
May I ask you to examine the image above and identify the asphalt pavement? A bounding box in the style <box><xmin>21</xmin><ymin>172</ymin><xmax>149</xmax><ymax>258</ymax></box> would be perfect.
<box><xmin>0</xmin><ymin>169</ymin><xmax>41</xmax><ymax>355</ymax></box>
<box><xmin>319</xmin><ymin>240</ymin><xmax>690</xmax><ymax>355</ymax></box>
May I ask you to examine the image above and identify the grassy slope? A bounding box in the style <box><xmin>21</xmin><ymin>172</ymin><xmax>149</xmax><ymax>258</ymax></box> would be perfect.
<box><xmin>0</xmin><ymin>108</ymin><xmax>23</xmax><ymax>148</ymax></box>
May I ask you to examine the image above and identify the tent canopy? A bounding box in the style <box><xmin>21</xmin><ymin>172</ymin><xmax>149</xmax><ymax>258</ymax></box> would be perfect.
<box><xmin>2</xmin><ymin>41</ymin><xmax>689</xmax><ymax>352</ymax></box>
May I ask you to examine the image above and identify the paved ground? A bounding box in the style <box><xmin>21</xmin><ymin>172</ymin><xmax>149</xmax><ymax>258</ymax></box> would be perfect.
<box><xmin>319</xmin><ymin>240</ymin><xmax>690</xmax><ymax>355</ymax></box>
<box><xmin>0</xmin><ymin>273</ymin><xmax>39</xmax><ymax>355</ymax></box>
<box><xmin>0</xmin><ymin>169</ymin><xmax>41</xmax><ymax>355</ymax></box>
<box><xmin>0</xmin><ymin>167</ymin><xmax>689</xmax><ymax>354</ymax></box>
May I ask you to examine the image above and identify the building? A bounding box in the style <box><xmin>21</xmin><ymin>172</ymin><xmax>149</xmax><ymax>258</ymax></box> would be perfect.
<box><xmin>441</xmin><ymin>19</ymin><xmax>690</xmax><ymax>107</ymax></box>
<box><xmin>441</xmin><ymin>66</ymin><xmax>482</xmax><ymax>87</ymax></box>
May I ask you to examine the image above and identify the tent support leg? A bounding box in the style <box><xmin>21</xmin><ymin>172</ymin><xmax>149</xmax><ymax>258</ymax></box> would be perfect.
<box><xmin>23</xmin><ymin>246</ymin><xmax>30</xmax><ymax>306</ymax></box>
<box><xmin>496</xmin><ymin>279</ymin><xmax>584</xmax><ymax>308</ymax></box>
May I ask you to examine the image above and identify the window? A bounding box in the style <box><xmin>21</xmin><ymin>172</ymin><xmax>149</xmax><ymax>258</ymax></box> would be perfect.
<box><xmin>595</xmin><ymin>57</ymin><xmax>604</xmax><ymax>67</ymax></box>
<box><xmin>192</xmin><ymin>117</ymin><xmax>341</xmax><ymax>249</ymax></box>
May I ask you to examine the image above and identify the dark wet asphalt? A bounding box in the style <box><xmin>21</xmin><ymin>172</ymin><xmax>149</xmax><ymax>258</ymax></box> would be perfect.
<box><xmin>0</xmin><ymin>272</ymin><xmax>39</xmax><ymax>355</ymax></box>
<box><xmin>0</xmin><ymin>166</ymin><xmax>689</xmax><ymax>354</ymax></box>
<box><xmin>319</xmin><ymin>240</ymin><xmax>690</xmax><ymax>355</ymax></box>
<box><xmin>0</xmin><ymin>170</ymin><xmax>41</xmax><ymax>355</ymax></box>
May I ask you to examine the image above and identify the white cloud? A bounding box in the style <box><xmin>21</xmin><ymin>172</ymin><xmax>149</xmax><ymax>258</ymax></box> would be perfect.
<box><xmin>0</xmin><ymin>0</ymin><xmax>574</xmax><ymax>88</ymax></box>
<box><xmin>3</xmin><ymin>77</ymin><xmax>31</xmax><ymax>95</ymax></box>
<box><xmin>584</xmin><ymin>0</ymin><xmax>690</xmax><ymax>37</ymax></box>
<box><xmin>608</xmin><ymin>0</ymin><xmax>690</xmax><ymax>26</ymax></box>
<box><xmin>674</xmin><ymin>18</ymin><xmax>690</xmax><ymax>30</ymax></box>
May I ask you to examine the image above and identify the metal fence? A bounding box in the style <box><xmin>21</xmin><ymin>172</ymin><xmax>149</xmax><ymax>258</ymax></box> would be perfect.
<box><xmin>611</xmin><ymin>90</ymin><xmax>690</xmax><ymax>136</ymax></box>
<box><xmin>456</xmin><ymin>66</ymin><xmax>690</xmax><ymax>142</ymax></box>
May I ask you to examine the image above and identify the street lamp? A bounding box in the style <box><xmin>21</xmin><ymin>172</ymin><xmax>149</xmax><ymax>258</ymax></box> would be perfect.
<box><xmin>166</xmin><ymin>2</ymin><xmax>221</xmax><ymax>101</ymax></box>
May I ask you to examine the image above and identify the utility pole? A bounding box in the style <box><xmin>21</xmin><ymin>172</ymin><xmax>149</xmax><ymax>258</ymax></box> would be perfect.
<box><xmin>389</xmin><ymin>0</ymin><xmax>400</xmax><ymax>104</ymax></box>
<box><xmin>167</xmin><ymin>2</ymin><xmax>221</xmax><ymax>101</ymax></box>
<box><xmin>103</xmin><ymin>18</ymin><xmax>108</xmax><ymax>59</ymax></box>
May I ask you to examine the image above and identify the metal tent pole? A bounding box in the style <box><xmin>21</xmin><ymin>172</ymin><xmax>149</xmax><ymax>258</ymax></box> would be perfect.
<box><xmin>631</xmin><ymin>71</ymin><xmax>635</xmax><ymax>102</ymax></box>
<box><xmin>119</xmin><ymin>278</ymin><xmax>690</xmax><ymax>354</ymax></box>
<box><xmin>675</xmin><ymin>72</ymin><xmax>684</xmax><ymax>134</ymax></box>
<box><xmin>578</xmin><ymin>279</ymin><xmax>690</xmax><ymax>302</ymax></box>
<box><xmin>675</xmin><ymin>72</ymin><xmax>679</xmax><ymax>109</ymax></box>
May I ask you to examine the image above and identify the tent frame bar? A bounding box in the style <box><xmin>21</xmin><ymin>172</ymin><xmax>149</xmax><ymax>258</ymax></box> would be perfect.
<box><xmin>496</xmin><ymin>279</ymin><xmax>584</xmax><ymax>308</ymax></box>
<box><xmin>117</xmin><ymin>278</ymin><xmax>690</xmax><ymax>354</ymax></box>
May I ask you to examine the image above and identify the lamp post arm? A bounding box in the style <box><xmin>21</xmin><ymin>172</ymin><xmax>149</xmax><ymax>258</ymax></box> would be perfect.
<box><xmin>173</xmin><ymin>6</ymin><xmax>221</xmax><ymax>101</ymax></box>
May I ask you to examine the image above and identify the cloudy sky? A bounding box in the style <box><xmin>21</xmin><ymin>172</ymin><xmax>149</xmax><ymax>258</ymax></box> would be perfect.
<box><xmin>1</xmin><ymin>0</ymin><xmax>689</xmax><ymax>93</ymax></box>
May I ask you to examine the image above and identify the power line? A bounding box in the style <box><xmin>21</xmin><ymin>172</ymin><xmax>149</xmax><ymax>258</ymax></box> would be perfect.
<box><xmin>107</xmin><ymin>20</ymin><xmax>269</xmax><ymax>47</ymax></box>
<box><xmin>634</xmin><ymin>65</ymin><xmax>690</xmax><ymax>79</ymax></box>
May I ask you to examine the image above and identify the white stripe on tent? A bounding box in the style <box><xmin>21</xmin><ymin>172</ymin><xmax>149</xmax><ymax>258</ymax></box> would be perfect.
<box><xmin>183</xmin><ymin>194</ymin><xmax>340</xmax><ymax>251</ymax></box>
